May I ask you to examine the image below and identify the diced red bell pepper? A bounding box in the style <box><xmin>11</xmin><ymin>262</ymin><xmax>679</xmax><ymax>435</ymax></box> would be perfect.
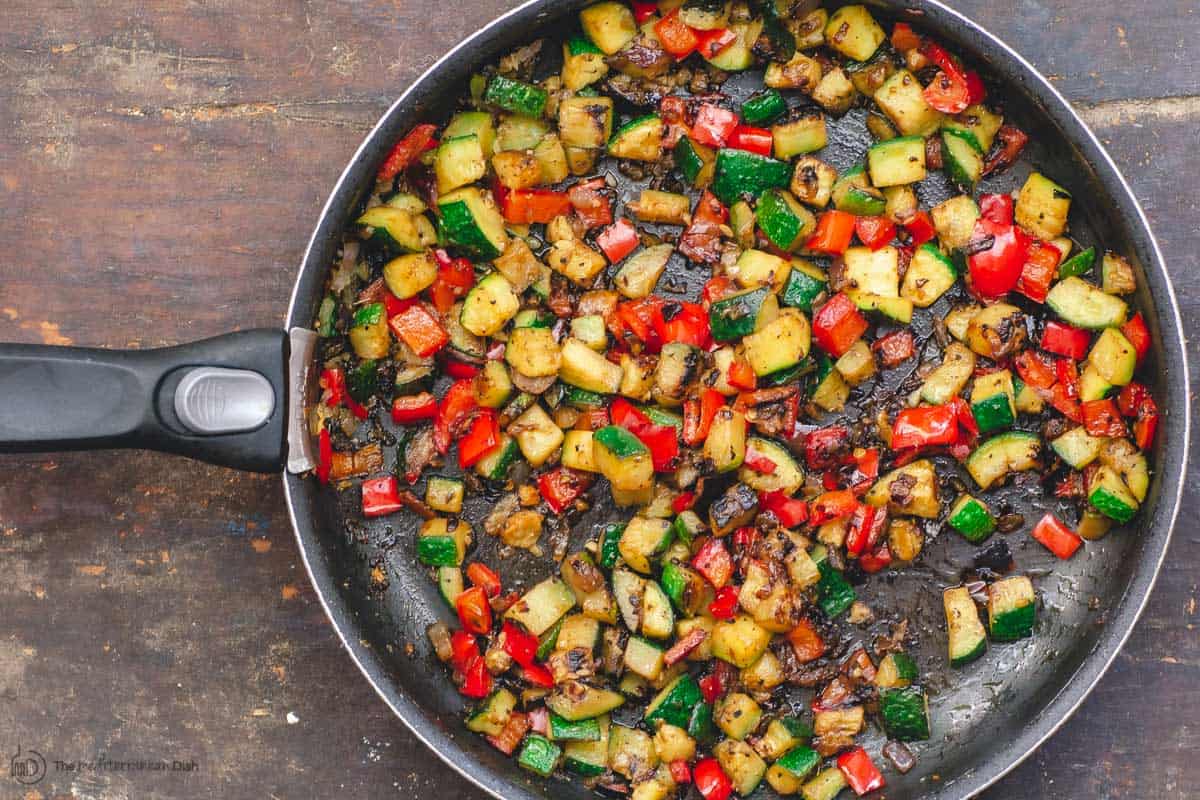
<box><xmin>967</xmin><ymin>218</ymin><xmax>1031</xmax><ymax>298</ymax></box>
<box><xmin>443</xmin><ymin>358</ymin><xmax>480</xmax><ymax>379</ymax></box>
<box><xmin>316</xmin><ymin>428</ymin><xmax>333</xmax><ymax>484</ymax></box>
<box><xmin>1031</xmin><ymin>513</ymin><xmax>1083</xmax><ymax>559</ymax></box>
<box><xmin>684</xmin><ymin>388</ymin><xmax>725</xmax><ymax>446</ymax></box>
<box><xmin>787</xmin><ymin>618</ymin><xmax>826</xmax><ymax>663</ymax></box>
<box><xmin>486</xmin><ymin>710</ymin><xmax>529</xmax><ymax>754</ymax></box>
<box><xmin>859</xmin><ymin>543</ymin><xmax>893</xmax><ymax>573</ymax></box>
<box><xmin>708</xmin><ymin>585</ymin><xmax>740</xmax><ymax>620</ymax></box>
<box><xmin>1117</xmin><ymin>382</ymin><xmax>1159</xmax><ymax>448</ymax></box>
<box><xmin>1014</xmin><ymin>350</ymin><xmax>1057</xmax><ymax>390</ymax></box>
<box><xmin>904</xmin><ymin>210</ymin><xmax>937</xmax><ymax>247</ymax></box>
<box><xmin>1016</xmin><ymin>240</ymin><xmax>1061</xmax><ymax>303</ymax></box>
<box><xmin>669</xmin><ymin>760</ymin><xmax>692</xmax><ymax>785</ymax></box>
<box><xmin>759</xmin><ymin>490</ymin><xmax>808</xmax><ymax>528</ymax></box>
<box><xmin>698</xmin><ymin>672</ymin><xmax>726</xmax><ymax>703</ymax></box>
<box><xmin>891</xmin><ymin>404</ymin><xmax>960</xmax><ymax>450</ymax></box>
<box><xmin>701</xmin><ymin>274</ymin><xmax>736</xmax><ymax>309</ymax></box>
<box><xmin>846</xmin><ymin>504</ymin><xmax>887</xmax><ymax>556</ymax></box>
<box><xmin>984</xmin><ymin>124</ymin><xmax>1030</xmax><ymax>176</ymax></box>
<box><xmin>656</xmin><ymin>301</ymin><xmax>711</xmax><ymax>348</ymax></box>
<box><xmin>596</xmin><ymin>218</ymin><xmax>640</xmax><ymax>263</ymax></box>
<box><xmin>950</xmin><ymin>396</ymin><xmax>980</xmax><ymax>438</ymax></box>
<box><xmin>435</xmin><ymin>379</ymin><xmax>478</xmax><ymax>454</ymax></box>
<box><xmin>848</xmin><ymin>447</ymin><xmax>881</xmax><ymax>493</ymax></box>
<box><xmin>672</xmin><ymin>491</ymin><xmax>696</xmax><ymax>514</ymax></box>
<box><xmin>362</xmin><ymin>476</ymin><xmax>404</xmax><ymax>518</ymax></box>
<box><xmin>812</xmin><ymin>292</ymin><xmax>869</xmax><ymax>357</ymax></box>
<box><xmin>1056</xmin><ymin>358</ymin><xmax>1081</xmax><ymax>399</ymax></box>
<box><xmin>383</xmin><ymin>290</ymin><xmax>418</xmax><ymax>320</ymax></box>
<box><xmin>805</xmin><ymin>426</ymin><xmax>849</xmax><ymax>469</ymax></box>
<box><xmin>695</xmin><ymin>28</ymin><xmax>738</xmax><ymax>59</ymax></box>
<box><xmin>806</xmin><ymin>210</ymin><xmax>857</xmax><ymax>255</ymax></box>
<box><xmin>610</xmin><ymin>397</ymin><xmax>651</xmax><ymax>429</ymax></box>
<box><xmin>727</xmin><ymin>125</ymin><xmax>774</xmax><ymax>156</ymax></box>
<box><xmin>392</xmin><ymin>392</ymin><xmax>438</xmax><ymax>425</ymax></box>
<box><xmin>1117</xmin><ymin>382</ymin><xmax>1151</xmax><ymax>417</ymax></box>
<box><xmin>692</xmin><ymin>104</ymin><xmax>739</xmax><ymax>148</ymax></box>
<box><xmin>809</xmin><ymin>489</ymin><xmax>859</xmax><ymax>526</ymax></box>
<box><xmin>838</xmin><ymin>747</ymin><xmax>886</xmax><ymax>796</ymax></box>
<box><xmin>618</xmin><ymin>296</ymin><xmax>665</xmax><ymax>352</ymax></box>
<box><xmin>377</xmin><ymin>123</ymin><xmax>437</xmax><ymax>183</ymax></box>
<box><xmin>1082</xmin><ymin>398</ymin><xmax>1128</xmax><ymax>438</ymax></box>
<box><xmin>459</xmin><ymin>410</ymin><xmax>500</xmax><ymax>468</ymax></box>
<box><xmin>965</xmin><ymin>70</ymin><xmax>987</xmax><ymax>104</ymax></box>
<box><xmin>389</xmin><ymin>302</ymin><xmax>449</xmax><ymax>358</ymax></box>
<box><xmin>611</xmin><ymin>398</ymin><xmax>679</xmax><ymax>471</ymax></box>
<box><xmin>1050</xmin><ymin>382</ymin><xmax>1083</xmax><ymax>422</ymax></box>
<box><xmin>692</xmin><ymin>538</ymin><xmax>734</xmax><ymax>588</ymax></box>
<box><xmin>872</xmin><ymin>328</ymin><xmax>915</xmax><ymax>367</ymax></box>
<box><xmin>460</xmin><ymin>654</ymin><xmax>493</xmax><ymax>698</ymax></box>
<box><xmin>923</xmin><ymin>68</ymin><xmax>971</xmax><ymax>114</ymax></box>
<box><xmin>320</xmin><ymin>367</ymin><xmax>348</xmax><ymax>407</ymax></box>
<box><xmin>521</xmin><ymin>663</ymin><xmax>555</xmax><ymax>688</ymax></box>
<box><xmin>733</xmin><ymin>526</ymin><xmax>758</xmax><ymax>551</ymax></box>
<box><xmin>693</xmin><ymin>758</ymin><xmax>733</xmax><ymax>800</ymax></box>
<box><xmin>466</xmin><ymin>562</ymin><xmax>502</xmax><ymax>598</ymax></box>
<box><xmin>1121</xmin><ymin>312</ymin><xmax>1152</xmax><ymax>362</ymax></box>
<box><xmin>450</xmin><ymin>629</ymin><xmax>480</xmax><ymax>672</ymax></box>
<box><xmin>655</xmin><ymin>10</ymin><xmax>700</xmax><ymax>58</ymax></box>
<box><xmin>890</xmin><ymin>22</ymin><xmax>923</xmax><ymax>51</ymax></box>
<box><xmin>537</xmin><ymin>467</ymin><xmax>591</xmax><ymax>514</ymax></box>
<box><xmin>631</xmin><ymin>0</ymin><xmax>657</xmax><ymax>23</ymax></box>
<box><xmin>503</xmin><ymin>188</ymin><xmax>572</xmax><ymax>224</ymax></box>
<box><xmin>501</xmin><ymin>621</ymin><xmax>539</xmax><ymax>667</ymax></box>
<box><xmin>429</xmin><ymin>256</ymin><xmax>475</xmax><ymax>314</ymax></box>
<box><xmin>456</xmin><ymin>586</ymin><xmax>493</xmax><ymax>634</ymax></box>
<box><xmin>727</xmin><ymin>355</ymin><xmax>757</xmax><ymax>391</ymax></box>
<box><xmin>854</xmin><ymin>215</ymin><xmax>897</xmax><ymax>250</ymax></box>
<box><xmin>979</xmin><ymin>193</ymin><xmax>1014</xmax><ymax>226</ymax></box>
<box><xmin>1040</xmin><ymin>321</ymin><xmax>1091</xmax><ymax>360</ymax></box>
<box><xmin>743</xmin><ymin>445</ymin><xmax>777</xmax><ymax>474</ymax></box>
<box><xmin>568</xmin><ymin>178</ymin><xmax>613</xmax><ymax>229</ymax></box>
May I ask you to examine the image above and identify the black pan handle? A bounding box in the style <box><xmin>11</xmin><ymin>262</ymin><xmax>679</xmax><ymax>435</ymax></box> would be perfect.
<box><xmin>0</xmin><ymin>329</ymin><xmax>288</xmax><ymax>473</ymax></box>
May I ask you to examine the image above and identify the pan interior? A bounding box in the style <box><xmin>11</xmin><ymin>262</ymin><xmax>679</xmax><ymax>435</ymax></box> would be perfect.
<box><xmin>283</xmin><ymin>2</ymin><xmax>1187</xmax><ymax>799</ymax></box>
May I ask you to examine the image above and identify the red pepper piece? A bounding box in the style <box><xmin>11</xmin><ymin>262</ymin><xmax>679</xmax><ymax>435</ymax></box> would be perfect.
<box><xmin>854</xmin><ymin>215</ymin><xmax>897</xmax><ymax>250</ymax></box>
<box><xmin>804</xmin><ymin>426</ymin><xmax>849</xmax><ymax>469</ymax></box>
<box><xmin>698</xmin><ymin>672</ymin><xmax>726</xmax><ymax>703</ymax></box>
<box><xmin>320</xmin><ymin>367</ymin><xmax>348</xmax><ymax>407</ymax></box>
<box><xmin>631</xmin><ymin>0</ymin><xmax>657</xmax><ymax>23</ymax></box>
<box><xmin>872</xmin><ymin>329</ymin><xmax>915</xmax><ymax>367</ymax></box>
<box><xmin>655</xmin><ymin>301</ymin><xmax>711</xmax><ymax>348</ymax></box>
<box><xmin>1082</xmin><ymin>398</ymin><xmax>1129</xmax><ymax>438</ymax></box>
<box><xmin>316</xmin><ymin>428</ymin><xmax>333</xmax><ymax>484</ymax></box>
<box><xmin>1117</xmin><ymin>382</ymin><xmax>1159</xmax><ymax>448</ymax></box>
<box><xmin>846</xmin><ymin>504</ymin><xmax>886</xmax><ymax>556</ymax></box>
<box><xmin>891</xmin><ymin>404</ymin><xmax>959</xmax><ymax>450</ymax></box>
<box><xmin>434</xmin><ymin>379</ymin><xmax>478</xmax><ymax>454</ymax></box>
<box><xmin>923</xmin><ymin>68</ymin><xmax>970</xmax><ymax>114</ymax></box>
<box><xmin>809</xmin><ymin>489</ymin><xmax>859</xmax><ymax>526</ymax></box>
<box><xmin>847</xmin><ymin>447</ymin><xmax>880</xmax><ymax>493</ymax></box>
<box><xmin>521</xmin><ymin>663</ymin><xmax>555</xmax><ymax>688</ymax></box>
<box><xmin>787</xmin><ymin>618</ymin><xmax>825</xmax><ymax>663</ymax></box>
<box><xmin>683</xmin><ymin>388</ymin><xmax>725</xmax><ymax>446</ymax></box>
<box><xmin>443</xmin><ymin>358</ymin><xmax>480</xmax><ymax>380</ymax></box>
<box><xmin>838</xmin><ymin>747</ymin><xmax>886</xmax><ymax>796</ymax></box>
<box><xmin>672</xmin><ymin>491</ymin><xmax>696</xmax><ymax>514</ymax></box>
<box><xmin>1031</xmin><ymin>513</ymin><xmax>1083</xmax><ymax>559</ymax></box>
<box><xmin>460</xmin><ymin>654</ymin><xmax>493</xmax><ymax>698</ymax></box>
<box><xmin>1121</xmin><ymin>312</ymin><xmax>1152</xmax><ymax>362</ymax></box>
<box><xmin>692</xmin><ymin>538</ymin><xmax>734</xmax><ymax>588</ymax></box>
<box><xmin>693</xmin><ymin>758</ymin><xmax>733</xmax><ymax>800</ymax></box>
<box><xmin>501</xmin><ymin>621</ymin><xmax>539</xmax><ymax>667</ymax></box>
<box><xmin>362</xmin><ymin>476</ymin><xmax>404</xmax><ymax>518</ymax></box>
<box><xmin>965</xmin><ymin>70</ymin><xmax>987</xmax><ymax>104</ymax></box>
<box><xmin>979</xmin><ymin>193</ymin><xmax>1014</xmax><ymax>225</ymax></box>
<box><xmin>732</xmin><ymin>526</ymin><xmax>758</xmax><ymax>551</ymax></box>
<box><xmin>967</xmin><ymin>218</ymin><xmax>1031</xmax><ymax>298</ymax></box>
<box><xmin>391</xmin><ymin>392</ymin><xmax>438</xmax><ymax>425</ymax></box>
<box><xmin>456</xmin><ymin>586</ymin><xmax>493</xmax><ymax>634</ymax></box>
<box><xmin>727</xmin><ymin>125</ymin><xmax>774</xmax><ymax>156</ymax></box>
<box><xmin>466</xmin><ymin>562</ymin><xmax>502</xmax><ymax>598</ymax></box>
<box><xmin>389</xmin><ymin>302</ymin><xmax>449</xmax><ymax>358</ymax></box>
<box><xmin>1056</xmin><ymin>359</ymin><xmax>1081</xmax><ymax>399</ymax></box>
<box><xmin>1016</xmin><ymin>240</ymin><xmax>1061</xmax><ymax>303</ymax></box>
<box><xmin>618</xmin><ymin>296</ymin><xmax>665</xmax><ymax>352</ymax></box>
<box><xmin>694</xmin><ymin>28</ymin><xmax>737</xmax><ymax>59</ymax></box>
<box><xmin>537</xmin><ymin>467</ymin><xmax>591</xmax><ymax>514</ymax></box>
<box><xmin>503</xmin><ymin>188</ymin><xmax>572</xmax><ymax>224</ymax></box>
<box><xmin>701</xmin><ymin>274</ymin><xmax>736</xmax><ymax>309</ymax></box>
<box><xmin>458</xmin><ymin>409</ymin><xmax>500</xmax><ymax>468</ymax></box>
<box><xmin>812</xmin><ymin>292</ymin><xmax>869</xmax><ymax>357</ymax></box>
<box><xmin>1117</xmin><ymin>382</ymin><xmax>1151</xmax><ymax>417</ymax></box>
<box><xmin>950</xmin><ymin>396</ymin><xmax>980</xmax><ymax>438</ymax></box>
<box><xmin>377</xmin><ymin>123</ymin><xmax>437</xmax><ymax>183</ymax></box>
<box><xmin>691</xmin><ymin>103</ymin><xmax>739</xmax><ymax>147</ymax></box>
<box><xmin>890</xmin><ymin>22</ymin><xmax>923</xmax><ymax>51</ymax></box>
<box><xmin>1014</xmin><ymin>350</ymin><xmax>1056</xmax><ymax>390</ymax></box>
<box><xmin>655</xmin><ymin>10</ymin><xmax>700</xmax><ymax>58</ymax></box>
<box><xmin>759</xmin><ymin>490</ymin><xmax>808</xmax><ymax>527</ymax></box>
<box><xmin>449</xmin><ymin>629</ymin><xmax>479</xmax><ymax>672</ymax></box>
<box><xmin>727</xmin><ymin>354</ymin><xmax>757</xmax><ymax>391</ymax></box>
<box><xmin>708</xmin><ymin>585</ymin><xmax>740</xmax><ymax>620</ymax></box>
<box><xmin>567</xmin><ymin>178</ymin><xmax>613</xmax><ymax>229</ymax></box>
<box><xmin>806</xmin><ymin>210</ymin><xmax>857</xmax><ymax>255</ymax></box>
<box><xmin>1050</xmin><ymin>382</ymin><xmax>1083</xmax><ymax>422</ymax></box>
<box><xmin>1040</xmin><ymin>321</ymin><xmax>1091</xmax><ymax>360</ymax></box>
<box><xmin>904</xmin><ymin>210</ymin><xmax>937</xmax><ymax>247</ymax></box>
<box><xmin>429</xmin><ymin>256</ymin><xmax>475</xmax><ymax>314</ymax></box>
<box><xmin>596</xmin><ymin>218</ymin><xmax>641</xmax><ymax>263</ymax></box>
<box><xmin>743</xmin><ymin>445</ymin><xmax>777</xmax><ymax>474</ymax></box>
<box><xmin>486</xmin><ymin>710</ymin><xmax>529</xmax><ymax>754</ymax></box>
<box><xmin>669</xmin><ymin>760</ymin><xmax>692</xmax><ymax>785</ymax></box>
<box><xmin>859</xmin><ymin>543</ymin><xmax>893</xmax><ymax>573</ymax></box>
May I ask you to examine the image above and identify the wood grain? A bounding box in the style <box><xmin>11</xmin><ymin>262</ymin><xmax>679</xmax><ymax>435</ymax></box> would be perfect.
<box><xmin>0</xmin><ymin>1</ymin><xmax>1196</xmax><ymax>798</ymax></box>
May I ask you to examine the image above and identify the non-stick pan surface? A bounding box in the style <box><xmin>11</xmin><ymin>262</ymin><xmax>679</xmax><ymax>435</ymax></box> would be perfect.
<box><xmin>279</xmin><ymin>2</ymin><xmax>1188</xmax><ymax>799</ymax></box>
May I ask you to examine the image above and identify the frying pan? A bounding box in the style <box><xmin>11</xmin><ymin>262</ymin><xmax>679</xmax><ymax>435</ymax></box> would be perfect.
<box><xmin>0</xmin><ymin>1</ymin><xmax>1189</xmax><ymax>798</ymax></box>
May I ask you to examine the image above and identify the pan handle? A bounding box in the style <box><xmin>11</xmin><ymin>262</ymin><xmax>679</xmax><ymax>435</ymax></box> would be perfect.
<box><xmin>0</xmin><ymin>329</ymin><xmax>288</xmax><ymax>473</ymax></box>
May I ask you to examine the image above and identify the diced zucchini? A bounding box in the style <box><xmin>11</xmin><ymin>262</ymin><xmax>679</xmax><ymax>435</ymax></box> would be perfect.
<box><xmin>947</xmin><ymin>494</ymin><xmax>996</xmax><ymax>543</ymax></box>
<box><xmin>931</xmin><ymin>195</ymin><xmax>981</xmax><ymax>252</ymax></box>
<box><xmin>988</xmin><ymin>575</ymin><xmax>1036</xmax><ymax>641</ymax></box>
<box><xmin>742</xmin><ymin>309</ymin><xmax>812</xmax><ymax>377</ymax></box>
<box><xmin>1101</xmin><ymin>252</ymin><xmax>1138</xmax><ymax>295</ymax></box>
<box><xmin>618</xmin><ymin>516</ymin><xmax>672</xmax><ymax>575</ymax></box>
<box><xmin>874</xmin><ymin>69</ymin><xmax>944</xmax><ymax>136</ymax></box>
<box><xmin>466</xmin><ymin>688</ymin><xmax>517</xmax><ymax>736</ymax></box>
<box><xmin>716</xmin><ymin>692</ymin><xmax>763</xmax><ymax>740</ymax></box>
<box><xmin>382</xmin><ymin>252</ymin><xmax>438</xmax><ymax>300</ymax></box>
<box><xmin>965</xmin><ymin>303</ymin><xmax>1026</xmax><ymax>360</ymax></box>
<box><xmin>561</xmin><ymin>430</ymin><xmax>599</xmax><ymax>473</ymax></box>
<box><xmin>558</xmin><ymin>96</ymin><xmax>614</xmax><ymax>149</ymax></box>
<box><xmin>560</xmin><ymin>338</ymin><xmax>624</xmax><ymax>394</ymax></box>
<box><xmin>444</xmin><ymin>111</ymin><xmax>495</xmax><ymax>157</ymax></box>
<box><xmin>497</xmin><ymin>113</ymin><xmax>551</xmax><ymax>152</ymax></box>
<box><xmin>624</xmin><ymin>636</ymin><xmax>666</xmax><ymax>680</ymax></box>
<box><xmin>715</xmin><ymin>739</ymin><xmax>767</xmax><ymax>797</ymax></box>
<box><xmin>563</xmin><ymin>714</ymin><xmax>610</xmax><ymax>776</ymax></box>
<box><xmin>608</xmin><ymin>723</ymin><xmax>659</xmax><ymax>779</ymax></box>
<box><xmin>511</xmin><ymin>403</ymin><xmax>564</xmax><ymax>467</ymax></box>
<box><xmin>823</xmin><ymin>4</ymin><xmax>885</xmax><ymax>61</ymax></box>
<box><xmin>739</xmin><ymin>437</ymin><xmax>804</xmax><ymax>496</ymax></box>
<box><xmin>879</xmin><ymin>686</ymin><xmax>931</xmax><ymax>741</ymax></box>
<box><xmin>735</xmin><ymin>248</ymin><xmax>791</xmax><ymax>290</ymax></box>
<box><xmin>596</xmin><ymin>426</ymin><xmax>655</xmax><ymax>498</ymax></box>
<box><xmin>703</xmin><ymin>408</ymin><xmax>748</xmax><ymax>473</ymax></box>
<box><xmin>1087</xmin><ymin>464</ymin><xmax>1139</xmax><ymax>523</ymax></box>
<box><xmin>782</xmin><ymin>260</ymin><xmax>828</xmax><ymax>312</ymax></box>
<box><xmin>802</xmin><ymin>767</ymin><xmax>847</xmax><ymax>800</ymax></box>
<box><xmin>644</xmin><ymin>673</ymin><xmax>703</xmax><ymax>729</ymax></box>
<box><xmin>435</xmin><ymin>134</ymin><xmax>486</xmax><ymax>194</ymax></box>
<box><xmin>811</xmin><ymin>67</ymin><xmax>857</xmax><ymax>115</ymax></box>
<box><xmin>1016</xmin><ymin>172</ymin><xmax>1071</xmax><ymax>241</ymax></box>
<box><xmin>678</xmin><ymin>0</ymin><xmax>730</xmax><ymax>29</ymax></box>
<box><xmin>457</xmin><ymin>272</ymin><xmax>518</xmax><ymax>337</ymax></box>
<box><xmin>970</xmin><ymin>370</ymin><xmax>1016</xmax><ymax>434</ymax></box>
<box><xmin>547</xmin><ymin>680</ymin><xmax>625</xmax><ymax>721</ymax></box>
<box><xmin>941</xmin><ymin>129</ymin><xmax>984</xmax><ymax>187</ymax></box>
<box><xmin>609</xmin><ymin>114</ymin><xmax>664</xmax><ymax>161</ymax></box>
<box><xmin>757</xmin><ymin>190</ymin><xmax>818</xmax><ymax>251</ymax></box>
<box><xmin>675</xmin><ymin>135</ymin><xmax>717</xmax><ymax>188</ymax></box>
<box><xmin>437</xmin><ymin>565</ymin><xmax>463</xmax><ymax>607</ymax></box>
<box><xmin>768</xmin><ymin>746</ymin><xmax>819</xmax><ymax>794</ymax></box>
<box><xmin>1046</xmin><ymin>276</ymin><xmax>1129</xmax><ymax>329</ymax></box>
<box><xmin>943</xmin><ymin>104</ymin><xmax>1003</xmax><ymax>152</ymax></box>
<box><xmin>772</xmin><ymin>113</ymin><xmax>828</xmax><ymax>160</ymax></box>
<box><xmin>867</xmin><ymin>135</ymin><xmax>926</xmax><ymax>187</ymax></box>
<box><xmin>631</xmin><ymin>189</ymin><xmax>690</xmax><ymax>225</ymax></box>
<box><xmin>580</xmin><ymin>1</ymin><xmax>638</xmax><ymax>54</ymax></box>
<box><xmin>866</xmin><ymin>460</ymin><xmax>939</xmax><ymax>518</ymax></box>
<box><xmin>563</xmin><ymin>37</ymin><xmax>609</xmax><ymax>92</ymax></box>
<box><xmin>505</xmin><ymin>577</ymin><xmax>577</xmax><ymax>636</ymax></box>
<box><xmin>1101</xmin><ymin>439</ymin><xmax>1149</xmax><ymax>503</ymax></box>
<box><xmin>902</xmin><ymin>243</ymin><xmax>957</xmax><ymax>307</ymax></box>
<box><xmin>417</xmin><ymin>517</ymin><xmax>470</xmax><ymax>567</ymax></box>
<box><xmin>832</xmin><ymin>166</ymin><xmax>885</xmax><ymax>216</ymax></box>
<box><xmin>1088</xmin><ymin>328</ymin><xmax>1137</xmax><ymax>386</ymax></box>
<box><xmin>484</xmin><ymin>75</ymin><xmax>548</xmax><ymax>118</ymax></box>
<box><xmin>641</xmin><ymin>580</ymin><xmax>675</xmax><ymax>641</ymax></box>
<box><xmin>843</xmin><ymin>245</ymin><xmax>900</xmax><ymax>297</ymax></box>
<box><xmin>944</xmin><ymin>586</ymin><xmax>987</xmax><ymax>666</ymax></box>
<box><xmin>712</xmin><ymin>148</ymin><xmax>791</xmax><ymax>205</ymax></box>
<box><xmin>426</xmin><ymin>476</ymin><xmax>464</xmax><ymax>514</ymax></box>
<box><xmin>357</xmin><ymin>206</ymin><xmax>437</xmax><ymax>254</ymax></box>
<box><xmin>704</xmin><ymin>19</ymin><xmax>762</xmax><ymax>72</ymax></box>
<box><xmin>1051</xmin><ymin>426</ymin><xmax>1107</xmax><ymax>469</ymax></box>
<box><xmin>811</xmin><ymin>355</ymin><xmax>850</xmax><ymax>412</ymax></box>
<box><xmin>474</xmin><ymin>433</ymin><xmax>520</xmax><ymax>480</ymax></box>
<box><xmin>549</xmin><ymin>711</ymin><xmax>602</xmax><ymax>743</ymax></box>
<box><xmin>711</xmin><ymin>614</ymin><xmax>772</xmax><ymax>668</ymax></box>
<box><xmin>348</xmin><ymin>304</ymin><xmax>388</xmax><ymax>360</ymax></box>
<box><xmin>439</xmin><ymin>186</ymin><xmax>509</xmax><ymax>260</ymax></box>
<box><xmin>966</xmin><ymin>431</ymin><xmax>1041</xmax><ymax>490</ymax></box>
<box><xmin>546</xmin><ymin>237</ymin><xmax>608</xmax><ymax>285</ymax></box>
<box><xmin>616</xmin><ymin>244</ymin><xmax>673</xmax><ymax>299</ymax></box>
<box><xmin>875</xmin><ymin>652</ymin><xmax>920</xmax><ymax>689</ymax></box>
<box><xmin>506</xmin><ymin>326</ymin><xmax>561</xmax><ymax>379</ymax></box>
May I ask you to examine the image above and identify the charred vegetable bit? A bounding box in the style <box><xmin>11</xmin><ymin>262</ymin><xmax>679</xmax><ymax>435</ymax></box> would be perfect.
<box><xmin>312</xmin><ymin>2</ymin><xmax>1160</xmax><ymax>795</ymax></box>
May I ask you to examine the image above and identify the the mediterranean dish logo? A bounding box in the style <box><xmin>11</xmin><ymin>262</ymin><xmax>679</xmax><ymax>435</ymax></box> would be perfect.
<box><xmin>9</xmin><ymin>744</ymin><xmax>198</xmax><ymax>786</ymax></box>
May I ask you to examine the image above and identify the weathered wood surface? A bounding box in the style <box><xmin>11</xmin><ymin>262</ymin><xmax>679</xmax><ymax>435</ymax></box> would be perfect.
<box><xmin>0</xmin><ymin>1</ymin><xmax>1196</xmax><ymax>798</ymax></box>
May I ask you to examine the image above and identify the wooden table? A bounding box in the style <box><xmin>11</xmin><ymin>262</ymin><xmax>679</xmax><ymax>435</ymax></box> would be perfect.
<box><xmin>1</xmin><ymin>1</ymin><xmax>1196</xmax><ymax>797</ymax></box>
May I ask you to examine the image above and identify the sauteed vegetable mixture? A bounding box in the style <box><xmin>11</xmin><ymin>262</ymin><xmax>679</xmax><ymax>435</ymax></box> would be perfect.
<box><xmin>310</xmin><ymin>2</ymin><xmax>1158</xmax><ymax>796</ymax></box>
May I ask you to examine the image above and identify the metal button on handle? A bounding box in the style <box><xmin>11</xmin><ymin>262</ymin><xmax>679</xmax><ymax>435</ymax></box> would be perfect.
<box><xmin>173</xmin><ymin>367</ymin><xmax>275</xmax><ymax>435</ymax></box>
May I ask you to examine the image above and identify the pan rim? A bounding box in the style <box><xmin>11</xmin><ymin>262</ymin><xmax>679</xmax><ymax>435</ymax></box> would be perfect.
<box><xmin>282</xmin><ymin>1</ymin><xmax>1190</xmax><ymax>798</ymax></box>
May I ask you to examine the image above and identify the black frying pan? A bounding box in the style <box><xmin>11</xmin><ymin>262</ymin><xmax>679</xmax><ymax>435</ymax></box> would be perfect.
<box><xmin>0</xmin><ymin>2</ymin><xmax>1189</xmax><ymax>798</ymax></box>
